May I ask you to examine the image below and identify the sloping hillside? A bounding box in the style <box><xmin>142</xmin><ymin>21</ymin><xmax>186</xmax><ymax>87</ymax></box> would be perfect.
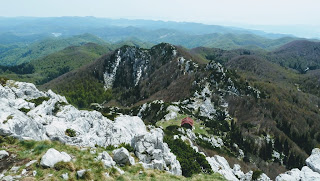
<box><xmin>42</xmin><ymin>43</ymin><xmax>208</xmax><ymax>107</ymax></box>
<box><xmin>0</xmin><ymin>43</ymin><xmax>113</xmax><ymax>85</ymax></box>
<box><xmin>269</xmin><ymin>40</ymin><xmax>320</xmax><ymax>72</ymax></box>
<box><xmin>0</xmin><ymin>34</ymin><xmax>109</xmax><ymax>66</ymax></box>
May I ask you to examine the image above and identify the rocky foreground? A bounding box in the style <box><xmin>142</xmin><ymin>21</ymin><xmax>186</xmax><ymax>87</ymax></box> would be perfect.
<box><xmin>0</xmin><ymin>80</ymin><xmax>320</xmax><ymax>180</ymax></box>
<box><xmin>0</xmin><ymin>80</ymin><xmax>181</xmax><ymax>176</ymax></box>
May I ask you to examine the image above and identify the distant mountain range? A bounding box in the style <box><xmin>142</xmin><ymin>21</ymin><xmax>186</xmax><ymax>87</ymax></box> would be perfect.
<box><xmin>1</xmin><ymin>17</ymin><xmax>318</xmax><ymax>67</ymax></box>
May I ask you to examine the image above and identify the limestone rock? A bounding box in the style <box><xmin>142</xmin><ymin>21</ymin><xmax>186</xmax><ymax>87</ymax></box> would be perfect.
<box><xmin>77</xmin><ymin>169</ymin><xmax>86</xmax><ymax>178</ymax></box>
<box><xmin>2</xmin><ymin>175</ymin><xmax>13</xmax><ymax>181</ymax></box>
<box><xmin>0</xmin><ymin>150</ymin><xmax>9</xmax><ymax>159</ymax></box>
<box><xmin>206</xmin><ymin>156</ymin><xmax>239</xmax><ymax>181</ymax></box>
<box><xmin>114</xmin><ymin>166</ymin><xmax>125</xmax><ymax>175</ymax></box>
<box><xmin>257</xmin><ymin>173</ymin><xmax>271</xmax><ymax>181</ymax></box>
<box><xmin>9</xmin><ymin>166</ymin><xmax>20</xmax><ymax>173</ymax></box>
<box><xmin>132</xmin><ymin>128</ymin><xmax>182</xmax><ymax>175</ymax></box>
<box><xmin>0</xmin><ymin>81</ymin><xmax>147</xmax><ymax>148</ymax></box>
<box><xmin>61</xmin><ymin>173</ymin><xmax>69</xmax><ymax>180</ymax></box>
<box><xmin>276</xmin><ymin>148</ymin><xmax>320</xmax><ymax>181</ymax></box>
<box><xmin>25</xmin><ymin>160</ymin><xmax>37</xmax><ymax>167</ymax></box>
<box><xmin>21</xmin><ymin>169</ymin><xmax>27</xmax><ymax>175</ymax></box>
<box><xmin>300</xmin><ymin>166</ymin><xmax>320</xmax><ymax>180</ymax></box>
<box><xmin>306</xmin><ymin>148</ymin><xmax>320</xmax><ymax>174</ymax></box>
<box><xmin>40</xmin><ymin>148</ymin><xmax>71</xmax><ymax>168</ymax></box>
<box><xmin>96</xmin><ymin>151</ymin><xmax>116</xmax><ymax>168</ymax></box>
<box><xmin>112</xmin><ymin>147</ymin><xmax>135</xmax><ymax>166</ymax></box>
<box><xmin>232</xmin><ymin>164</ymin><xmax>244</xmax><ymax>179</ymax></box>
<box><xmin>0</xmin><ymin>81</ymin><xmax>184</xmax><ymax>177</ymax></box>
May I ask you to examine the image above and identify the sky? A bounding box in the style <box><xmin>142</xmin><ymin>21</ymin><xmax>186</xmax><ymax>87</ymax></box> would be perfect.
<box><xmin>0</xmin><ymin>0</ymin><xmax>320</xmax><ymax>37</ymax></box>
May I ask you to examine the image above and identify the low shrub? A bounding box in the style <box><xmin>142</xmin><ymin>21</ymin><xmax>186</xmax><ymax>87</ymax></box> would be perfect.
<box><xmin>54</xmin><ymin>161</ymin><xmax>75</xmax><ymax>171</ymax></box>
<box><xmin>65</xmin><ymin>128</ymin><xmax>76</xmax><ymax>137</ymax></box>
<box><xmin>28</xmin><ymin>97</ymin><xmax>50</xmax><ymax>107</ymax></box>
<box><xmin>19</xmin><ymin>107</ymin><xmax>31</xmax><ymax>113</ymax></box>
<box><xmin>252</xmin><ymin>170</ymin><xmax>263</xmax><ymax>180</ymax></box>
<box><xmin>0</xmin><ymin>77</ymin><xmax>8</xmax><ymax>86</ymax></box>
<box><xmin>164</xmin><ymin>135</ymin><xmax>212</xmax><ymax>177</ymax></box>
<box><xmin>105</xmin><ymin>145</ymin><xmax>116</xmax><ymax>151</ymax></box>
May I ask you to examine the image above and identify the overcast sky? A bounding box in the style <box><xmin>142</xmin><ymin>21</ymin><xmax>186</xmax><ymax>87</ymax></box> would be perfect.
<box><xmin>1</xmin><ymin>0</ymin><xmax>319</xmax><ymax>37</ymax></box>
<box><xmin>0</xmin><ymin>0</ymin><xmax>318</xmax><ymax>25</ymax></box>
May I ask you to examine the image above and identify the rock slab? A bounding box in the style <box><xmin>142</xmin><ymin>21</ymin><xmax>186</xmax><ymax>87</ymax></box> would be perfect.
<box><xmin>40</xmin><ymin>148</ymin><xmax>71</xmax><ymax>168</ymax></box>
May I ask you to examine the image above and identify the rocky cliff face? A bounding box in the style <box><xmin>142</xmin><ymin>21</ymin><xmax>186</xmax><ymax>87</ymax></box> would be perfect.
<box><xmin>101</xmin><ymin>43</ymin><xmax>201</xmax><ymax>105</ymax></box>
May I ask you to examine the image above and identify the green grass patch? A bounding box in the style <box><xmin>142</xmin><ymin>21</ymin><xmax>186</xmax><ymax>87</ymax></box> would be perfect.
<box><xmin>156</xmin><ymin>114</ymin><xmax>209</xmax><ymax>136</ymax></box>
<box><xmin>27</xmin><ymin>96</ymin><xmax>50</xmax><ymax>106</ymax></box>
<box><xmin>0</xmin><ymin>136</ymin><xmax>226</xmax><ymax>181</ymax></box>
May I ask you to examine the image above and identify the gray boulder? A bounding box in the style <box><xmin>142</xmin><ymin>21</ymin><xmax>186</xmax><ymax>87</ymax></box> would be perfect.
<box><xmin>40</xmin><ymin>148</ymin><xmax>71</xmax><ymax>168</ymax></box>
<box><xmin>61</xmin><ymin>173</ymin><xmax>69</xmax><ymax>180</ymax></box>
<box><xmin>0</xmin><ymin>150</ymin><xmax>9</xmax><ymax>159</ymax></box>
<box><xmin>112</xmin><ymin>147</ymin><xmax>135</xmax><ymax>166</ymax></box>
<box><xmin>306</xmin><ymin>148</ymin><xmax>320</xmax><ymax>174</ymax></box>
<box><xmin>2</xmin><ymin>175</ymin><xmax>13</xmax><ymax>181</ymax></box>
<box><xmin>77</xmin><ymin>169</ymin><xmax>91</xmax><ymax>178</ymax></box>
<box><xmin>96</xmin><ymin>151</ymin><xmax>116</xmax><ymax>168</ymax></box>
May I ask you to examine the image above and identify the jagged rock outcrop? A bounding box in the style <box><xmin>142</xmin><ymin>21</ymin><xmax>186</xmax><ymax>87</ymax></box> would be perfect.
<box><xmin>0</xmin><ymin>80</ymin><xmax>146</xmax><ymax>147</ymax></box>
<box><xmin>40</xmin><ymin>148</ymin><xmax>71</xmax><ymax>168</ymax></box>
<box><xmin>112</xmin><ymin>147</ymin><xmax>135</xmax><ymax>166</ymax></box>
<box><xmin>206</xmin><ymin>155</ymin><xmax>270</xmax><ymax>181</ymax></box>
<box><xmin>276</xmin><ymin>148</ymin><xmax>320</xmax><ymax>181</ymax></box>
<box><xmin>132</xmin><ymin>128</ymin><xmax>182</xmax><ymax>175</ymax></box>
<box><xmin>0</xmin><ymin>80</ymin><xmax>182</xmax><ymax>175</ymax></box>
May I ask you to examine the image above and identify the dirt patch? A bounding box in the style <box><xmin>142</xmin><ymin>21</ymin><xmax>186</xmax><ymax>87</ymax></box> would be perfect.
<box><xmin>0</xmin><ymin>152</ymin><xmax>29</xmax><ymax>173</ymax></box>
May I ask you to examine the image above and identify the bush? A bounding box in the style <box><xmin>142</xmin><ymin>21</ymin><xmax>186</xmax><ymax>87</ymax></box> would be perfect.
<box><xmin>105</xmin><ymin>145</ymin><xmax>116</xmax><ymax>151</ymax></box>
<box><xmin>28</xmin><ymin>97</ymin><xmax>50</xmax><ymax>106</ymax></box>
<box><xmin>19</xmin><ymin>107</ymin><xmax>31</xmax><ymax>113</ymax></box>
<box><xmin>0</xmin><ymin>77</ymin><xmax>8</xmax><ymax>86</ymax></box>
<box><xmin>164</xmin><ymin>135</ymin><xmax>212</xmax><ymax>177</ymax></box>
<box><xmin>65</xmin><ymin>129</ymin><xmax>76</xmax><ymax>137</ymax></box>
<box><xmin>54</xmin><ymin>161</ymin><xmax>75</xmax><ymax>171</ymax></box>
<box><xmin>252</xmin><ymin>170</ymin><xmax>263</xmax><ymax>180</ymax></box>
<box><xmin>164</xmin><ymin>125</ymin><xmax>180</xmax><ymax>136</ymax></box>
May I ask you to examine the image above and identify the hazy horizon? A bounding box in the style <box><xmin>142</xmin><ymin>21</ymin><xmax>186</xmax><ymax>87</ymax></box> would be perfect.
<box><xmin>1</xmin><ymin>0</ymin><xmax>320</xmax><ymax>38</ymax></box>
